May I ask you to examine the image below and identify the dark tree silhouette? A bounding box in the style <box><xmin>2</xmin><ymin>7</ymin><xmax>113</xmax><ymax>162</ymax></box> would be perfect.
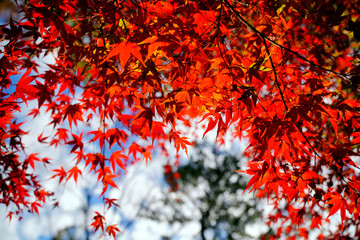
<box><xmin>139</xmin><ymin>143</ymin><xmax>272</xmax><ymax>240</ymax></box>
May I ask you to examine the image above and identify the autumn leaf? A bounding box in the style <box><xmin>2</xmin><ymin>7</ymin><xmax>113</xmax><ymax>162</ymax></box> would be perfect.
<box><xmin>169</xmin><ymin>130</ymin><xmax>194</xmax><ymax>155</ymax></box>
<box><xmin>102</xmin><ymin>41</ymin><xmax>145</xmax><ymax>69</ymax></box>
<box><xmin>25</xmin><ymin>153</ymin><xmax>41</xmax><ymax>170</ymax></box>
<box><xmin>15</xmin><ymin>66</ymin><xmax>38</xmax><ymax>103</ymax></box>
<box><xmin>103</xmin><ymin>174</ymin><xmax>119</xmax><ymax>189</ymax></box>
<box><xmin>67</xmin><ymin>133</ymin><xmax>84</xmax><ymax>153</ymax></box>
<box><xmin>326</xmin><ymin>193</ymin><xmax>349</xmax><ymax>229</ymax></box>
<box><xmin>109</xmin><ymin>151</ymin><xmax>128</xmax><ymax>172</ymax></box>
<box><xmin>243</xmin><ymin>174</ymin><xmax>260</xmax><ymax>193</ymax></box>
<box><xmin>104</xmin><ymin>198</ymin><xmax>120</xmax><ymax>210</ymax></box>
<box><xmin>63</xmin><ymin>104</ymin><xmax>84</xmax><ymax>127</ymax></box>
<box><xmin>37</xmin><ymin>133</ymin><xmax>48</xmax><ymax>143</ymax></box>
<box><xmin>201</xmin><ymin>115</ymin><xmax>219</xmax><ymax>138</ymax></box>
<box><xmin>66</xmin><ymin>166</ymin><xmax>82</xmax><ymax>183</ymax></box>
<box><xmin>143</xmin><ymin>149</ymin><xmax>152</xmax><ymax>163</ymax></box>
<box><xmin>90</xmin><ymin>211</ymin><xmax>105</xmax><ymax>233</ymax></box>
<box><xmin>106</xmin><ymin>224</ymin><xmax>120</xmax><ymax>238</ymax></box>
<box><xmin>51</xmin><ymin>166</ymin><xmax>67</xmax><ymax>184</ymax></box>
<box><xmin>30</xmin><ymin>202</ymin><xmax>41</xmax><ymax>214</ymax></box>
<box><xmin>134</xmin><ymin>106</ymin><xmax>154</xmax><ymax>130</ymax></box>
<box><xmin>128</xmin><ymin>142</ymin><xmax>142</xmax><ymax>160</ymax></box>
<box><xmin>329</xmin><ymin>118</ymin><xmax>338</xmax><ymax>138</ymax></box>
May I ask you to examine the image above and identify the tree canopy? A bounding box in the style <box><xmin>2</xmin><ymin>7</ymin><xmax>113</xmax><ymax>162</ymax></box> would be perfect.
<box><xmin>1</xmin><ymin>0</ymin><xmax>360</xmax><ymax>238</ymax></box>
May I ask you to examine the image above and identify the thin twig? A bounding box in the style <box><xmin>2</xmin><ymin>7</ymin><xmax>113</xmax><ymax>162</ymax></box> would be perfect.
<box><xmin>262</xmin><ymin>38</ymin><xmax>288</xmax><ymax>112</ymax></box>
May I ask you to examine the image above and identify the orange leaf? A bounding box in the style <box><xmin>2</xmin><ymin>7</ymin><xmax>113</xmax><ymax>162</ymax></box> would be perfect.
<box><xmin>103</xmin><ymin>174</ymin><xmax>119</xmax><ymax>189</ymax></box>
<box><xmin>106</xmin><ymin>224</ymin><xmax>120</xmax><ymax>238</ymax></box>
<box><xmin>143</xmin><ymin>150</ymin><xmax>151</xmax><ymax>163</ymax></box>
<box><xmin>102</xmin><ymin>41</ymin><xmax>145</xmax><ymax>69</ymax></box>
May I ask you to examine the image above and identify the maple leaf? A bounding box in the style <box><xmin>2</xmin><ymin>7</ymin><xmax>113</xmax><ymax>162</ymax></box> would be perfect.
<box><xmin>89</xmin><ymin>129</ymin><xmax>105</xmax><ymax>151</ymax></box>
<box><xmin>90</xmin><ymin>211</ymin><xmax>105</xmax><ymax>233</ymax></box>
<box><xmin>150</xmin><ymin>121</ymin><xmax>166</xmax><ymax>144</ymax></box>
<box><xmin>6</xmin><ymin>211</ymin><xmax>14</xmax><ymax>221</ymax></box>
<box><xmin>326</xmin><ymin>193</ymin><xmax>350</xmax><ymax>228</ymax></box>
<box><xmin>51</xmin><ymin>166</ymin><xmax>67</xmax><ymax>183</ymax></box>
<box><xmin>27</xmin><ymin>108</ymin><xmax>40</xmax><ymax>118</ymax></box>
<box><xmin>103</xmin><ymin>174</ymin><xmax>119</xmax><ymax>189</ymax></box>
<box><xmin>86</xmin><ymin>153</ymin><xmax>105</xmax><ymax>172</ymax></box>
<box><xmin>143</xmin><ymin>149</ymin><xmax>152</xmax><ymax>163</ymax></box>
<box><xmin>25</xmin><ymin>153</ymin><xmax>41</xmax><ymax>170</ymax></box>
<box><xmin>109</xmin><ymin>151</ymin><xmax>128</xmax><ymax>172</ymax></box>
<box><xmin>102</xmin><ymin>41</ymin><xmax>145</xmax><ymax>69</ymax></box>
<box><xmin>310</xmin><ymin>215</ymin><xmax>323</xmax><ymax>229</ymax></box>
<box><xmin>50</xmin><ymin>128</ymin><xmax>69</xmax><ymax>146</ymax></box>
<box><xmin>128</xmin><ymin>142</ymin><xmax>142</xmax><ymax>160</ymax></box>
<box><xmin>168</xmin><ymin>130</ymin><xmax>194</xmax><ymax>155</ymax></box>
<box><xmin>63</xmin><ymin>104</ymin><xmax>84</xmax><ymax>128</ymax></box>
<box><xmin>105</xmin><ymin>128</ymin><xmax>128</xmax><ymax>149</ymax></box>
<box><xmin>15</xmin><ymin>67</ymin><xmax>38</xmax><ymax>103</ymax></box>
<box><xmin>67</xmin><ymin>133</ymin><xmax>83</xmax><ymax>153</ymax></box>
<box><xmin>202</xmin><ymin>116</ymin><xmax>219</xmax><ymax>138</ymax></box>
<box><xmin>243</xmin><ymin>174</ymin><xmax>260</xmax><ymax>193</ymax></box>
<box><xmin>66</xmin><ymin>166</ymin><xmax>82</xmax><ymax>183</ymax></box>
<box><xmin>30</xmin><ymin>202</ymin><xmax>41</xmax><ymax>214</ymax></box>
<box><xmin>37</xmin><ymin>133</ymin><xmax>48</xmax><ymax>143</ymax></box>
<box><xmin>106</xmin><ymin>224</ymin><xmax>120</xmax><ymax>238</ymax></box>
<box><xmin>34</xmin><ymin>81</ymin><xmax>54</xmax><ymax>108</ymax></box>
<box><xmin>104</xmin><ymin>198</ymin><xmax>120</xmax><ymax>210</ymax></box>
<box><xmin>94</xmin><ymin>166</ymin><xmax>119</xmax><ymax>196</ymax></box>
<box><xmin>134</xmin><ymin>107</ymin><xmax>154</xmax><ymax>130</ymax></box>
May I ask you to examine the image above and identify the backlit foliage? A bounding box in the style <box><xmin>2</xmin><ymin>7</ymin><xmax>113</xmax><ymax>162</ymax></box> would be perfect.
<box><xmin>1</xmin><ymin>0</ymin><xmax>360</xmax><ymax>238</ymax></box>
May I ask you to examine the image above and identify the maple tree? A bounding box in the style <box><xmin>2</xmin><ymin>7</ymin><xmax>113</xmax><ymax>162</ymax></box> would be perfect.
<box><xmin>1</xmin><ymin>0</ymin><xmax>360</xmax><ymax>238</ymax></box>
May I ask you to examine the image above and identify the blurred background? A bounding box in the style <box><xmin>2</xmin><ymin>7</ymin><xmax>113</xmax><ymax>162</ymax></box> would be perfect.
<box><xmin>0</xmin><ymin>140</ymin><xmax>270</xmax><ymax>240</ymax></box>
